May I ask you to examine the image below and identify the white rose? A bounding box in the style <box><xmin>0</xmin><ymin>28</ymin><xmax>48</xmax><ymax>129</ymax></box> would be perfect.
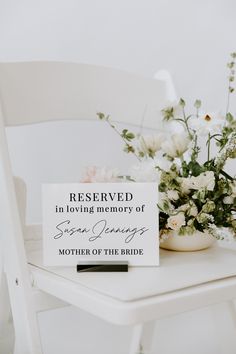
<box><xmin>189</xmin><ymin>111</ymin><xmax>225</xmax><ymax>136</ymax></box>
<box><xmin>181</xmin><ymin>171</ymin><xmax>215</xmax><ymax>192</ymax></box>
<box><xmin>223</xmin><ymin>196</ymin><xmax>234</xmax><ymax>204</ymax></box>
<box><xmin>230</xmin><ymin>182</ymin><xmax>236</xmax><ymax>196</ymax></box>
<box><xmin>139</xmin><ymin>133</ymin><xmax>165</xmax><ymax>157</ymax></box>
<box><xmin>189</xmin><ymin>204</ymin><xmax>198</xmax><ymax>217</ymax></box>
<box><xmin>161</xmin><ymin>133</ymin><xmax>190</xmax><ymax>158</ymax></box>
<box><xmin>158</xmin><ymin>192</ymin><xmax>174</xmax><ymax>212</ymax></box>
<box><xmin>167</xmin><ymin>190</ymin><xmax>179</xmax><ymax>201</ymax></box>
<box><xmin>167</xmin><ymin>213</ymin><xmax>186</xmax><ymax>231</ymax></box>
<box><xmin>177</xmin><ymin>202</ymin><xmax>198</xmax><ymax>216</ymax></box>
<box><xmin>192</xmin><ymin>171</ymin><xmax>215</xmax><ymax>191</ymax></box>
<box><xmin>177</xmin><ymin>203</ymin><xmax>189</xmax><ymax>212</ymax></box>
<box><xmin>181</xmin><ymin>178</ymin><xmax>192</xmax><ymax>194</ymax></box>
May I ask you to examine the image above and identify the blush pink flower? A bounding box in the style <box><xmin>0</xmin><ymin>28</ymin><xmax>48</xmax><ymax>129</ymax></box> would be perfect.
<box><xmin>80</xmin><ymin>166</ymin><xmax>120</xmax><ymax>183</ymax></box>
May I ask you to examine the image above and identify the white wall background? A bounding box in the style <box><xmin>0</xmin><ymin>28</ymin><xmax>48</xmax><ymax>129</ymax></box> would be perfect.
<box><xmin>1</xmin><ymin>0</ymin><xmax>236</xmax><ymax>223</ymax></box>
<box><xmin>1</xmin><ymin>0</ymin><xmax>236</xmax><ymax>112</ymax></box>
<box><xmin>1</xmin><ymin>1</ymin><xmax>236</xmax><ymax>353</ymax></box>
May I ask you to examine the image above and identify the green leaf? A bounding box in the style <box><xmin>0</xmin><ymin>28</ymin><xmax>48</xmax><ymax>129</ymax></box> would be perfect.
<box><xmin>188</xmin><ymin>161</ymin><xmax>202</xmax><ymax>176</ymax></box>
<box><xmin>122</xmin><ymin>129</ymin><xmax>135</xmax><ymax>141</ymax></box>
<box><xmin>126</xmin><ymin>132</ymin><xmax>135</xmax><ymax>140</ymax></box>
<box><xmin>97</xmin><ymin>112</ymin><xmax>105</xmax><ymax>120</ymax></box>
<box><xmin>161</xmin><ymin>107</ymin><xmax>174</xmax><ymax>121</ymax></box>
<box><xmin>226</xmin><ymin>112</ymin><xmax>234</xmax><ymax>123</ymax></box>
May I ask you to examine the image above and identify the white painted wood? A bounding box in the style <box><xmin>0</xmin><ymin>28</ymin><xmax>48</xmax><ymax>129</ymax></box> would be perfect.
<box><xmin>0</xmin><ymin>108</ymin><xmax>43</xmax><ymax>353</ymax></box>
<box><xmin>129</xmin><ymin>324</ymin><xmax>143</xmax><ymax>354</ymax></box>
<box><xmin>0</xmin><ymin>272</ymin><xmax>12</xmax><ymax>343</ymax></box>
<box><xmin>0</xmin><ymin>62</ymin><xmax>170</xmax><ymax>130</ymax></box>
<box><xmin>154</xmin><ymin>69</ymin><xmax>178</xmax><ymax>103</ymax></box>
<box><xmin>139</xmin><ymin>321</ymin><xmax>156</xmax><ymax>353</ymax></box>
<box><xmin>0</xmin><ymin>62</ymin><xmax>175</xmax><ymax>352</ymax></box>
<box><xmin>26</xmin><ymin>234</ymin><xmax>236</xmax><ymax>303</ymax></box>
<box><xmin>129</xmin><ymin>322</ymin><xmax>156</xmax><ymax>354</ymax></box>
<box><xmin>32</xmin><ymin>289</ymin><xmax>68</xmax><ymax>313</ymax></box>
<box><xmin>14</xmin><ymin>176</ymin><xmax>27</xmax><ymax>231</ymax></box>
<box><xmin>4</xmin><ymin>61</ymin><xmax>236</xmax><ymax>352</ymax></box>
<box><xmin>27</xmin><ymin>247</ymin><xmax>236</xmax><ymax>325</ymax></box>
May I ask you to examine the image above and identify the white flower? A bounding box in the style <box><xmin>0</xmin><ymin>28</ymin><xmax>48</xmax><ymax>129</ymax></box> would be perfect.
<box><xmin>177</xmin><ymin>203</ymin><xmax>189</xmax><ymax>212</ymax></box>
<box><xmin>167</xmin><ymin>213</ymin><xmax>186</xmax><ymax>231</ymax></box>
<box><xmin>138</xmin><ymin>133</ymin><xmax>164</xmax><ymax>157</ymax></box>
<box><xmin>162</xmin><ymin>100</ymin><xmax>182</xmax><ymax>114</ymax></box>
<box><xmin>208</xmin><ymin>225</ymin><xmax>235</xmax><ymax>241</ymax></box>
<box><xmin>181</xmin><ymin>178</ymin><xmax>192</xmax><ymax>194</ymax></box>
<box><xmin>161</xmin><ymin>101</ymin><xmax>185</xmax><ymax>134</ymax></box>
<box><xmin>129</xmin><ymin>160</ymin><xmax>159</xmax><ymax>182</ymax></box>
<box><xmin>193</xmin><ymin>171</ymin><xmax>215</xmax><ymax>191</ymax></box>
<box><xmin>80</xmin><ymin>166</ymin><xmax>120</xmax><ymax>183</ymax></box>
<box><xmin>158</xmin><ymin>192</ymin><xmax>175</xmax><ymax>213</ymax></box>
<box><xmin>223</xmin><ymin>196</ymin><xmax>234</xmax><ymax>204</ymax></box>
<box><xmin>177</xmin><ymin>202</ymin><xmax>198</xmax><ymax>216</ymax></box>
<box><xmin>189</xmin><ymin>204</ymin><xmax>198</xmax><ymax>217</ymax></box>
<box><xmin>181</xmin><ymin>171</ymin><xmax>215</xmax><ymax>192</ymax></box>
<box><xmin>167</xmin><ymin>190</ymin><xmax>179</xmax><ymax>201</ymax></box>
<box><xmin>230</xmin><ymin>181</ymin><xmax>236</xmax><ymax>196</ymax></box>
<box><xmin>161</xmin><ymin>133</ymin><xmax>190</xmax><ymax>158</ymax></box>
<box><xmin>189</xmin><ymin>111</ymin><xmax>225</xmax><ymax>136</ymax></box>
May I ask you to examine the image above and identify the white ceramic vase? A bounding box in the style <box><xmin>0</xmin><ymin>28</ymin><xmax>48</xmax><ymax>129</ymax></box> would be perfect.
<box><xmin>160</xmin><ymin>230</ymin><xmax>216</xmax><ymax>251</ymax></box>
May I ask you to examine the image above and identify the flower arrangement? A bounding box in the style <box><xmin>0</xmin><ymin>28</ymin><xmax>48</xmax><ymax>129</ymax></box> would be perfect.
<box><xmin>91</xmin><ymin>53</ymin><xmax>236</xmax><ymax>242</ymax></box>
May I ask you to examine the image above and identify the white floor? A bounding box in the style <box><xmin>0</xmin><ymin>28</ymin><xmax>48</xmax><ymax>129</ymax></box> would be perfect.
<box><xmin>36</xmin><ymin>302</ymin><xmax>236</xmax><ymax>354</ymax></box>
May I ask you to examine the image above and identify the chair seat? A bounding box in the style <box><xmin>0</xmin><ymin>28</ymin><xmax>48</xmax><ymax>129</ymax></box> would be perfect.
<box><xmin>26</xmin><ymin>225</ymin><xmax>236</xmax><ymax>325</ymax></box>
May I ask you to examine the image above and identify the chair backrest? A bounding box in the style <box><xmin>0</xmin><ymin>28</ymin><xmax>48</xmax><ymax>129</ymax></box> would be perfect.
<box><xmin>0</xmin><ymin>61</ymin><xmax>174</xmax><ymax>129</ymax></box>
<box><xmin>0</xmin><ymin>62</ymin><xmax>177</xmax><ymax>352</ymax></box>
<box><xmin>0</xmin><ymin>62</ymin><xmax>177</xmax><ymax>223</ymax></box>
<box><xmin>0</xmin><ymin>61</ymin><xmax>176</xmax><ymax>268</ymax></box>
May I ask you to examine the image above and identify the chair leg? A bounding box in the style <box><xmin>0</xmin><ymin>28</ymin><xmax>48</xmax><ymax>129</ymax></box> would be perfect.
<box><xmin>6</xmin><ymin>274</ymin><xmax>43</xmax><ymax>354</ymax></box>
<box><xmin>0</xmin><ymin>271</ymin><xmax>14</xmax><ymax>354</ymax></box>
<box><xmin>227</xmin><ymin>300</ymin><xmax>236</xmax><ymax>328</ymax></box>
<box><xmin>0</xmin><ymin>271</ymin><xmax>11</xmax><ymax>332</ymax></box>
<box><xmin>129</xmin><ymin>321</ymin><xmax>156</xmax><ymax>354</ymax></box>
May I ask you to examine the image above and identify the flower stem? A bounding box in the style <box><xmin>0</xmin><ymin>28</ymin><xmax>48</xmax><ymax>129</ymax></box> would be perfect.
<box><xmin>181</xmin><ymin>107</ymin><xmax>193</xmax><ymax>139</ymax></box>
<box><xmin>207</xmin><ymin>133</ymin><xmax>211</xmax><ymax>161</ymax></box>
<box><xmin>106</xmin><ymin>119</ymin><xmax>140</xmax><ymax>161</ymax></box>
<box><xmin>226</xmin><ymin>88</ymin><xmax>231</xmax><ymax>115</ymax></box>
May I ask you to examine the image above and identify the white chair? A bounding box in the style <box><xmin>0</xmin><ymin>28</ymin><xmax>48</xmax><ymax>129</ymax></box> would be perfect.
<box><xmin>0</xmin><ymin>61</ymin><xmax>176</xmax><ymax>354</ymax></box>
<box><xmin>1</xmin><ymin>62</ymin><xmax>236</xmax><ymax>354</ymax></box>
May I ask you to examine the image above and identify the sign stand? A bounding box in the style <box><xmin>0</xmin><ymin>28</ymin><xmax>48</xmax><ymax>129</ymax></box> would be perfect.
<box><xmin>77</xmin><ymin>261</ymin><xmax>129</xmax><ymax>272</ymax></box>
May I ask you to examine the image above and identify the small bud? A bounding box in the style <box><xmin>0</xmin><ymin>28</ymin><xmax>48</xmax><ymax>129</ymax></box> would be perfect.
<box><xmin>179</xmin><ymin>98</ymin><xmax>186</xmax><ymax>107</ymax></box>
<box><xmin>194</xmin><ymin>99</ymin><xmax>201</xmax><ymax>109</ymax></box>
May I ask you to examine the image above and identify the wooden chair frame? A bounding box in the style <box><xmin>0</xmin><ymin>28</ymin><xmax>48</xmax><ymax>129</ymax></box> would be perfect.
<box><xmin>0</xmin><ymin>62</ymin><xmax>176</xmax><ymax>354</ymax></box>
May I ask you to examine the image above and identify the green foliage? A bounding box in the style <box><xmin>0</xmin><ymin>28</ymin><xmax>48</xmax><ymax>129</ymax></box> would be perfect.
<box><xmin>121</xmin><ymin>129</ymin><xmax>135</xmax><ymax>141</ymax></box>
<box><xmin>161</xmin><ymin>106</ymin><xmax>175</xmax><ymax>121</ymax></box>
<box><xmin>96</xmin><ymin>53</ymin><xmax>236</xmax><ymax>240</ymax></box>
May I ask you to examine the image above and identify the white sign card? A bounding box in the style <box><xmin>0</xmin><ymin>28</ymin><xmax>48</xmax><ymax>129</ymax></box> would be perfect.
<box><xmin>42</xmin><ymin>183</ymin><xmax>159</xmax><ymax>266</ymax></box>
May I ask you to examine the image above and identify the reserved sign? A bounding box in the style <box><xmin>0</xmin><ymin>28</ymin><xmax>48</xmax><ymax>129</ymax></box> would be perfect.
<box><xmin>42</xmin><ymin>183</ymin><xmax>159</xmax><ymax>266</ymax></box>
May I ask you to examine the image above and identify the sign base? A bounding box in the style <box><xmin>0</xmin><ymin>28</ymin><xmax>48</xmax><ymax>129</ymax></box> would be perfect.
<box><xmin>77</xmin><ymin>261</ymin><xmax>128</xmax><ymax>272</ymax></box>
